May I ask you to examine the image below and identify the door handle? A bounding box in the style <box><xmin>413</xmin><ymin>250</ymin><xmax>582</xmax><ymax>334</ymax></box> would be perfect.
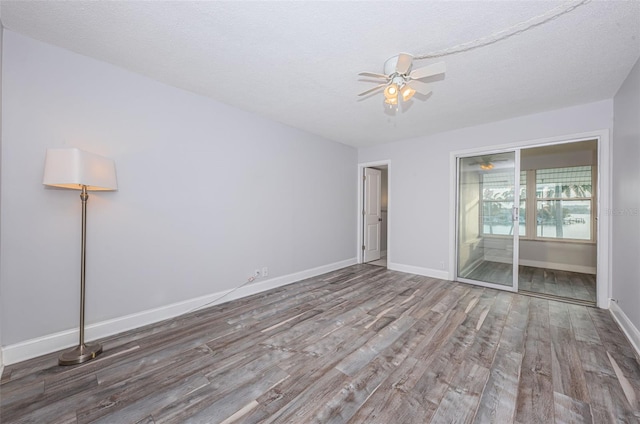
<box><xmin>378</xmin><ymin>217</ymin><xmax>382</xmax><ymax>222</ymax></box>
<box><xmin>512</xmin><ymin>207</ymin><xmax>519</xmax><ymax>222</ymax></box>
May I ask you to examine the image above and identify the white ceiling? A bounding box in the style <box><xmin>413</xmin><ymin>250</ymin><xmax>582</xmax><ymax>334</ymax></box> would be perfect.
<box><xmin>1</xmin><ymin>1</ymin><xmax>638</xmax><ymax>148</ymax></box>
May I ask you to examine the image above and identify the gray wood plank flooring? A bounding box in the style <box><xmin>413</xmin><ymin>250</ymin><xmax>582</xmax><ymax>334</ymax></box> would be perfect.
<box><xmin>1</xmin><ymin>265</ymin><xmax>638</xmax><ymax>423</ymax></box>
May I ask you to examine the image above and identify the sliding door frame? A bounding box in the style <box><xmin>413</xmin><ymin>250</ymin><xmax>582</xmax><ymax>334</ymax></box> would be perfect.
<box><xmin>448</xmin><ymin>129</ymin><xmax>611</xmax><ymax>308</ymax></box>
<box><xmin>454</xmin><ymin>149</ymin><xmax>521</xmax><ymax>293</ymax></box>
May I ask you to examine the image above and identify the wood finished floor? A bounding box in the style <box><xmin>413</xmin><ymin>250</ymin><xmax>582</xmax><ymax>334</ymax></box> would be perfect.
<box><xmin>465</xmin><ymin>261</ymin><xmax>597</xmax><ymax>304</ymax></box>
<box><xmin>365</xmin><ymin>255</ymin><xmax>387</xmax><ymax>268</ymax></box>
<box><xmin>2</xmin><ymin>265</ymin><xmax>639</xmax><ymax>423</ymax></box>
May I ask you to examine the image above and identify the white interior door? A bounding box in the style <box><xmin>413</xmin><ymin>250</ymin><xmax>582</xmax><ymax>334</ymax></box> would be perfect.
<box><xmin>363</xmin><ymin>168</ymin><xmax>382</xmax><ymax>263</ymax></box>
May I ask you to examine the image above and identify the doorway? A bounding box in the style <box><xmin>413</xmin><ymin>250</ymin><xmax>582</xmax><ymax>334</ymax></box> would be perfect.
<box><xmin>517</xmin><ymin>140</ymin><xmax>597</xmax><ymax>304</ymax></box>
<box><xmin>454</xmin><ymin>139</ymin><xmax>599</xmax><ymax>305</ymax></box>
<box><xmin>358</xmin><ymin>162</ymin><xmax>389</xmax><ymax>268</ymax></box>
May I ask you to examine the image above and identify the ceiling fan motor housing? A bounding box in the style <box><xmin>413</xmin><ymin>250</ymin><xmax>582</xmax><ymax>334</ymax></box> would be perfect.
<box><xmin>384</xmin><ymin>54</ymin><xmax>411</xmax><ymax>76</ymax></box>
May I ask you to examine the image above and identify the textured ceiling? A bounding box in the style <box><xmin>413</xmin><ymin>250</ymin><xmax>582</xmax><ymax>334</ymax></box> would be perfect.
<box><xmin>1</xmin><ymin>1</ymin><xmax>639</xmax><ymax>147</ymax></box>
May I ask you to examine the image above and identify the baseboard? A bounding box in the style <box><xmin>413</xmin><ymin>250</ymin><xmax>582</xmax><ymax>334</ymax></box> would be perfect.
<box><xmin>609</xmin><ymin>300</ymin><xmax>640</xmax><ymax>362</ymax></box>
<box><xmin>2</xmin><ymin>258</ymin><xmax>357</xmax><ymax>366</ymax></box>
<box><xmin>388</xmin><ymin>262</ymin><xmax>449</xmax><ymax>280</ymax></box>
<box><xmin>520</xmin><ymin>259</ymin><xmax>596</xmax><ymax>275</ymax></box>
<box><xmin>0</xmin><ymin>348</ymin><xmax>4</xmax><ymax>378</ymax></box>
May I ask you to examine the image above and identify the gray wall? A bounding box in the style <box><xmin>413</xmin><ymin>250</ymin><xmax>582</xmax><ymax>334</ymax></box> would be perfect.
<box><xmin>612</xmin><ymin>58</ymin><xmax>640</xmax><ymax>330</ymax></box>
<box><xmin>0</xmin><ymin>16</ymin><xmax>4</xmax><ymax>368</ymax></box>
<box><xmin>519</xmin><ymin>241</ymin><xmax>595</xmax><ymax>272</ymax></box>
<box><xmin>0</xmin><ymin>31</ymin><xmax>357</xmax><ymax>346</ymax></box>
<box><xmin>358</xmin><ymin>100</ymin><xmax>613</xmax><ymax>275</ymax></box>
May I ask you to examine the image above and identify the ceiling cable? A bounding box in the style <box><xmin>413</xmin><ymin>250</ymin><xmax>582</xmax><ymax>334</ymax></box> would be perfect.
<box><xmin>414</xmin><ymin>0</ymin><xmax>590</xmax><ymax>60</ymax></box>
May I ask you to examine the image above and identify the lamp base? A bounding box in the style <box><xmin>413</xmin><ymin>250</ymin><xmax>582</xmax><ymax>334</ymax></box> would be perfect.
<box><xmin>58</xmin><ymin>342</ymin><xmax>103</xmax><ymax>366</ymax></box>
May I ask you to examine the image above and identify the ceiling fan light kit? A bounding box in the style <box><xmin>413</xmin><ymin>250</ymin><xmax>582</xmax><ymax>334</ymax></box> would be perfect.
<box><xmin>359</xmin><ymin>52</ymin><xmax>446</xmax><ymax>110</ymax></box>
<box><xmin>358</xmin><ymin>1</ymin><xmax>591</xmax><ymax>113</ymax></box>
<box><xmin>383</xmin><ymin>83</ymin><xmax>398</xmax><ymax>99</ymax></box>
<box><xmin>384</xmin><ymin>95</ymin><xmax>398</xmax><ymax>106</ymax></box>
<box><xmin>400</xmin><ymin>85</ymin><xmax>415</xmax><ymax>102</ymax></box>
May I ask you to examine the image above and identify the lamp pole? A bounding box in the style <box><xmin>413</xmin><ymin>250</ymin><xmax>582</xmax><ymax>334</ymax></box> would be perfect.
<box><xmin>58</xmin><ymin>185</ymin><xmax>103</xmax><ymax>365</ymax></box>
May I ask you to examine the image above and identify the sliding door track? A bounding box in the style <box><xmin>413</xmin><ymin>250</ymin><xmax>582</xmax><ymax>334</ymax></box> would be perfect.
<box><xmin>518</xmin><ymin>289</ymin><xmax>596</xmax><ymax>307</ymax></box>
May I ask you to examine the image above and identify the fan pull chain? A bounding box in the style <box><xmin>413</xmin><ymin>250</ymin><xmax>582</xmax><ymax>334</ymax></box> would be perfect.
<box><xmin>414</xmin><ymin>0</ymin><xmax>590</xmax><ymax>60</ymax></box>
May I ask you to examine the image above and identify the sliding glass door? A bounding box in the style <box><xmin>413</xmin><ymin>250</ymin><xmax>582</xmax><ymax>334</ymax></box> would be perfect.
<box><xmin>456</xmin><ymin>151</ymin><xmax>520</xmax><ymax>291</ymax></box>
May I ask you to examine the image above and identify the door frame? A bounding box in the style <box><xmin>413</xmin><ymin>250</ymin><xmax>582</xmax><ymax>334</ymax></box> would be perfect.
<box><xmin>357</xmin><ymin>160</ymin><xmax>391</xmax><ymax>264</ymax></box>
<box><xmin>454</xmin><ymin>149</ymin><xmax>521</xmax><ymax>293</ymax></box>
<box><xmin>448</xmin><ymin>129</ymin><xmax>611</xmax><ymax>308</ymax></box>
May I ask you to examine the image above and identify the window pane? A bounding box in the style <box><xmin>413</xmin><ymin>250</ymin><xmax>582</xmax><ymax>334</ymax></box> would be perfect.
<box><xmin>481</xmin><ymin>201</ymin><xmax>526</xmax><ymax>236</ymax></box>
<box><xmin>483</xmin><ymin>201</ymin><xmax>511</xmax><ymax>235</ymax></box>
<box><xmin>482</xmin><ymin>171</ymin><xmax>514</xmax><ymax>201</ymax></box>
<box><xmin>536</xmin><ymin>166</ymin><xmax>592</xmax><ymax>198</ymax></box>
<box><xmin>536</xmin><ymin>200</ymin><xmax>591</xmax><ymax>240</ymax></box>
<box><xmin>481</xmin><ymin>170</ymin><xmax>526</xmax><ymax>236</ymax></box>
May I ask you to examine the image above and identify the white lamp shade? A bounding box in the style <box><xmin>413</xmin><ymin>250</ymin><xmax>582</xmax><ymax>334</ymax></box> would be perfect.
<box><xmin>43</xmin><ymin>148</ymin><xmax>118</xmax><ymax>191</ymax></box>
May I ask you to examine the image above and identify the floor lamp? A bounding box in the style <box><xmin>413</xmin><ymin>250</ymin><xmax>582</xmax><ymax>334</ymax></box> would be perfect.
<box><xmin>43</xmin><ymin>148</ymin><xmax>118</xmax><ymax>366</ymax></box>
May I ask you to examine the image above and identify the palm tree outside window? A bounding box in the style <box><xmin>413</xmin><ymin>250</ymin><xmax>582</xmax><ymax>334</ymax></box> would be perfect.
<box><xmin>480</xmin><ymin>165</ymin><xmax>593</xmax><ymax>241</ymax></box>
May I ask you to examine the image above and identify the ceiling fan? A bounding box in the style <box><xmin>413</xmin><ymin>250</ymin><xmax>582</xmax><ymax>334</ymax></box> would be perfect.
<box><xmin>358</xmin><ymin>53</ymin><xmax>446</xmax><ymax>105</ymax></box>
<box><xmin>470</xmin><ymin>156</ymin><xmax>510</xmax><ymax>170</ymax></box>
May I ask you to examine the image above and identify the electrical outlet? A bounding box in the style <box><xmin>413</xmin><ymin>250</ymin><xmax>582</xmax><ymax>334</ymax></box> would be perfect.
<box><xmin>254</xmin><ymin>269</ymin><xmax>261</xmax><ymax>277</ymax></box>
<box><xmin>439</xmin><ymin>261</ymin><xmax>445</xmax><ymax>270</ymax></box>
<box><xmin>262</xmin><ymin>267</ymin><xmax>268</xmax><ymax>277</ymax></box>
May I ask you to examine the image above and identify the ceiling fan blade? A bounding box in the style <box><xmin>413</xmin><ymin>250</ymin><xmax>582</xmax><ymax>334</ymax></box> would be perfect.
<box><xmin>410</xmin><ymin>62</ymin><xmax>446</xmax><ymax>80</ymax></box>
<box><xmin>358</xmin><ymin>72</ymin><xmax>390</xmax><ymax>79</ymax></box>
<box><xmin>407</xmin><ymin>80</ymin><xmax>432</xmax><ymax>95</ymax></box>
<box><xmin>357</xmin><ymin>84</ymin><xmax>387</xmax><ymax>96</ymax></box>
<box><xmin>395</xmin><ymin>53</ymin><xmax>413</xmax><ymax>74</ymax></box>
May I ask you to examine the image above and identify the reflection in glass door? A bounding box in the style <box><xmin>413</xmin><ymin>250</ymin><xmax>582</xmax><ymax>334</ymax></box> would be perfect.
<box><xmin>456</xmin><ymin>151</ymin><xmax>520</xmax><ymax>291</ymax></box>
